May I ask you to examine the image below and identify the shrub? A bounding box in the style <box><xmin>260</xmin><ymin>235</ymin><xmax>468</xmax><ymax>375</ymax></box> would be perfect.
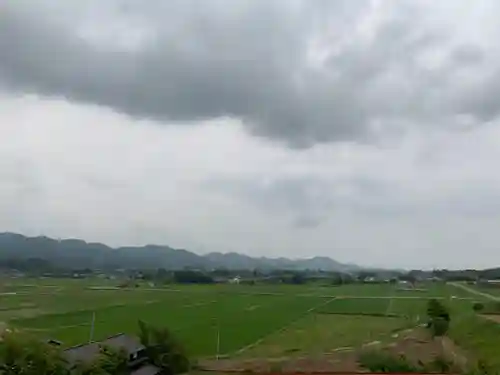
<box><xmin>427</xmin><ymin>299</ymin><xmax>451</xmax><ymax>337</ymax></box>
<box><xmin>0</xmin><ymin>330</ymin><xmax>68</xmax><ymax>375</ymax></box>
<box><xmin>430</xmin><ymin>317</ymin><xmax>450</xmax><ymax>337</ymax></box>
<box><xmin>473</xmin><ymin>302</ymin><xmax>485</xmax><ymax>312</ymax></box>
<box><xmin>427</xmin><ymin>299</ymin><xmax>450</xmax><ymax>322</ymax></box>
<box><xmin>358</xmin><ymin>351</ymin><xmax>422</xmax><ymax>373</ymax></box>
<box><xmin>269</xmin><ymin>361</ymin><xmax>284</xmax><ymax>373</ymax></box>
<box><xmin>138</xmin><ymin>320</ymin><xmax>190</xmax><ymax>375</ymax></box>
<box><xmin>426</xmin><ymin>355</ymin><xmax>456</xmax><ymax>373</ymax></box>
<box><xmin>465</xmin><ymin>359</ymin><xmax>500</xmax><ymax>375</ymax></box>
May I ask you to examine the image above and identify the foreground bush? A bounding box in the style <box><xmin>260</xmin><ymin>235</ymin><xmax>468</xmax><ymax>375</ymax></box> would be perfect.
<box><xmin>358</xmin><ymin>350</ymin><xmax>458</xmax><ymax>374</ymax></box>
<box><xmin>473</xmin><ymin>302</ymin><xmax>485</xmax><ymax>312</ymax></box>
<box><xmin>358</xmin><ymin>351</ymin><xmax>422</xmax><ymax>373</ymax></box>
<box><xmin>427</xmin><ymin>299</ymin><xmax>450</xmax><ymax>337</ymax></box>
<box><xmin>0</xmin><ymin>330</ymin><xmax>149</xmax><ymax>375</ymax></box>
<box><xmin>0</xmin><ymin>330</ymin><xmax>68</xmax><ymax>375</ymax></box>
<box><xmin>138</xmin><ymin>320</ymin><xmax>190</xmax><ymax>375</ymax></box>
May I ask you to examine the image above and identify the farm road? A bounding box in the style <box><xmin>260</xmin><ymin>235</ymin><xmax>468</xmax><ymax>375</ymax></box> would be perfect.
<box><xmin>449</xmin><ymin>282</ymin><xmax>500</xmax><ymax>301</ymax></box>
<box><xmin>86</xmin><ymin>287</ymin><xmax>474</xmax><ymax>300</ymax></box>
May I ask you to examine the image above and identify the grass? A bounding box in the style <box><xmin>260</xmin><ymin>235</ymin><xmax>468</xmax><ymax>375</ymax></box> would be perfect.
<box><xmin>9</xmin><ymin>290</ymin><xmax>328</xmax><ymax>356</ymax></box>
<box><xmin>0</xmin><ymin>277</ymin><xmax>493</xmax><ymax>363</ymax></box>
<box><xmin>239</xmin><ymin>314</ymin><xmax>406</xmax><ymax>358</ymax></box>
<box><xmin>450</xmin><ymin>313</ymin><xmax>500</xmax><ymax>370</ymax></box>
<box><xmin>318</xmin><ymin>297</ymin><xmax>390</xmax><ymax>316</ymax></box>
<box><xmin>470</xmin><ymin>284</ymin><xmax>500</xmax><ymax>297</ymax></box>
<box><xmin>318</xmin><ymin>295</ymin><xmax>438</xmax><ymax>322</ymax></box>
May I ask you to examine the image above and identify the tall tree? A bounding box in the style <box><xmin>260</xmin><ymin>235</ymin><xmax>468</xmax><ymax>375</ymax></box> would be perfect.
<box><xmin>138</xmin><ymin>321</ymin><xmax>190</xmax><ymax>375</ymax></box>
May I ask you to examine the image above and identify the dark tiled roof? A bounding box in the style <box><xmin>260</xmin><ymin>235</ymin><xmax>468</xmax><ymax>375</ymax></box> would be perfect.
<box><xmin>130</xmin><ymin>364</ymin><xmax>161</xmax><ymax>375</ymax></box>
<box><xmin>64</xmin><ymin>333</ymin><xmax>145</xmax><ymax>364</ymax></box>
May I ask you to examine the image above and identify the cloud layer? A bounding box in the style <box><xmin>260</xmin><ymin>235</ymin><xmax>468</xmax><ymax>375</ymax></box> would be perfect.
<box><xmin>2</xmin><ymin>0</ymin><xmax>499</xmax><ymax>146</ymax></box>
<box><xmin>2</xmin><ymin>0</ymin><xmax>500</xmax><ymax>268</ymax></box>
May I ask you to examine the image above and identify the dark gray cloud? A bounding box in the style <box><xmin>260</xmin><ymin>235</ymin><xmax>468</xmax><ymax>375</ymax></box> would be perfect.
<box><xmin>206</xmin><ymin>167</ymin><xmax>500</xmax><ymax>231</ymax></box>
<box><xmin>204</xmin><ymin>174</ymin><xmax>413</xmax><ymax>227</ymax></box>
<box><xmin>1</xmin><ymin>0</ymin><xmax>493</xmax><ymax>146</ymax></box>
<box><xmin>204</xmin><ymin>175</ymin><xmax>334</xmax><ymax>227</ymax></box>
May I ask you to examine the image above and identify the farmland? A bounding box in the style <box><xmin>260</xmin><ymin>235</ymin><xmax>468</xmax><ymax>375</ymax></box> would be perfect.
<box><xmin>0</xmin><ymin>278</ymin><xmax>498</xmax><ymax>371</ymax></box>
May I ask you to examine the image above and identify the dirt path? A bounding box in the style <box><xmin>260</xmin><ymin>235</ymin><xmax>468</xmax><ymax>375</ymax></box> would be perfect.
<box><xmin>479</xmin><ymin>314</ymin><xmax>500</xmax><ymax>323</ymax></box>
<box><xmin>85</xmin><ymin>286</ymin><xmax>473</xmax><ymax>300</ymax></box>
<box><xmin>449</xmin><ymin>282</ymin><xmax>500</xmax><ymax>301</ymax></box>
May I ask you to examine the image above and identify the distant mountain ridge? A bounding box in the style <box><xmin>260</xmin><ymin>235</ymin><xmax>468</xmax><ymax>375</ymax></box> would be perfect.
<box><xmin>0</xmin><ymin>232</ymin><xmax>359</xmax><ymax>271</ymax></box>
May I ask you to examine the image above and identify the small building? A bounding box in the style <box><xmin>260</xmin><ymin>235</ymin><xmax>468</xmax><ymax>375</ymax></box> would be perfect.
<box><xmin>63</xmin><ymin>333</ymin><xmax>160</xmax><ymax>375</ymax></box>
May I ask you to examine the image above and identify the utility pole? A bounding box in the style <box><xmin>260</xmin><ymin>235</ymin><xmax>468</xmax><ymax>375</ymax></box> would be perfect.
<box><xmin>89</xmin><ymin>312</ymin><xmax>95</xmax><ymax>343</ymax></box>
<box><xmin>216</xmin><ymin>319</ymin><xmax>220</xmax><ymax>360</ymax></box>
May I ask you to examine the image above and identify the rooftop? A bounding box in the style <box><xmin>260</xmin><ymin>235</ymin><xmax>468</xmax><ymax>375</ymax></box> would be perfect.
<box><xmin>63</xmin><ymin>333</ymin><xmax>145</xmax><ymax>364</ymax></box>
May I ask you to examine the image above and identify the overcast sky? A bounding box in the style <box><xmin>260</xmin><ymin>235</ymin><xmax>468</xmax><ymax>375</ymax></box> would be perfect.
<box><xmin>2</xmin><ymin>0</ymin><xmax>500</xmax><ymax>269</ymax></box>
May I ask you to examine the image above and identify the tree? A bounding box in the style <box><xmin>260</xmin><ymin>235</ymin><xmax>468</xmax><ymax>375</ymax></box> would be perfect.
<box><xmin>172</xmin><ymin>270</ymin><xmax>214</xmax><ymax>284</ymax></box>
<box><xmin>0</xmin><ymin>330</ymin><xmax>130</xmax><ymax>375</ymax></box>
<box><xmin>472</xmin><ymin>302</ymin><xmax>484</xmax><ymax>312</ymax></box>
<box><xmin>0</xmin><ymin>330</ymin><xmax>68</xmax><ymax>375</ymax></box>
<box><xmin>331</xmin><ymin>273</ymin><xmax>344</xmax><ymax>286</ymax></box>
<box><xmin>138</xmin><ymin>321</ymin><xmax>190</xmax><ymax>375</ymax></box>
<box><xmin>427</xmin><ymin>299</ymin><xmax>450</xmax><ymax>322</ymax></box>
<box><xmin>430</xmin><ymin>317</ymin><xmax>449</xmax><ymax>338</ymax></box>
<box><xmin>426</xmin><ymin>299</ymin><xmax>450</xmax><ymax>338</ymax></box>
<box><xmin>94</xmin><ymin>345</ymin><xmax>128</xmax><ymax>374</ymax></box>
<box><xmin>290</xmin><ymin>273</ymin><xmax>306</xmax><ymax>285</ymax></box>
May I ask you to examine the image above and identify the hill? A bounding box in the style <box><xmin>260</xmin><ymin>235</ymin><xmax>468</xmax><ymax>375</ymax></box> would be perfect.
<box><xmin>0</xmin><ymin>232</ymin><xmax>358</xmax><ymax>271</ymax></box>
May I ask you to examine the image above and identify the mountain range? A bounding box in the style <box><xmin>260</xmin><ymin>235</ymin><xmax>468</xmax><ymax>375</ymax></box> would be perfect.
<box><xmin>0</xmin><ymin>232</ymin><xmax>359</xmax><ymax>272</ymax></box>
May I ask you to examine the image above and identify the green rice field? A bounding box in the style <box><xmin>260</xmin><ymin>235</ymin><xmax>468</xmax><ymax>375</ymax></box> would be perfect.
<box><xmin>0</xmin><ymin>278</ymin><xmax>491</xmax><ymax>361</ymax></box>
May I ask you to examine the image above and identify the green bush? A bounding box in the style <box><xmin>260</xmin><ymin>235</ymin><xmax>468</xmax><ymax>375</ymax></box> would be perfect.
<box><xmin>465</xmin><ymin>359</ymin><xmax>500</xmax><ymax>375</ymax></box>
<box><xmin>427</xmin><ymin>355</ymin><xmax>456</xmax><ymax>373</ymax></box>
<box><xmin>473</xmin><ymin>302</ymin><xmax>485</xmax><ymax>312</ymax></box>
<box><xmin>358</xmin><ymin>351</ymin><xmax>422</xmax><ymax>373</ymax></box>
<box><xmin>430</xmin><ymin>317</ymin><xmax>450</xmax><ymax>337</ymax></box>
<box><xmin>427</xmin><ymin>299</ymin><xmax>450</xmax><ymax>322</ymax></box>
<box><xmin>138</xmin><ymin>320</ymin><xmax>190</xmax><ymax>375</ymax></box>
<box><xmin>359</xmin><ymin>351</ymin><xmax>459</xmax><ymax>374</ymax></box>
<box><xmin>427</xmin><ymin>299</ymin><xmax>450</xmax><ymax>337</ymax></box>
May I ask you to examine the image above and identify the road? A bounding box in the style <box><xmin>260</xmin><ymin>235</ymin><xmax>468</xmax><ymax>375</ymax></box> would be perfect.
<box><xmin>449</xmin><ymin>282</ymin><xmax>500</xmax><ymax>301</ymax></box>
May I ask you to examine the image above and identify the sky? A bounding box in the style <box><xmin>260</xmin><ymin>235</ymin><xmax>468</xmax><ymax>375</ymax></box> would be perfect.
<box><xmin>1</xmin><ymin>0</ymin><xmax>500</xmax><ymax>269</ymax></box>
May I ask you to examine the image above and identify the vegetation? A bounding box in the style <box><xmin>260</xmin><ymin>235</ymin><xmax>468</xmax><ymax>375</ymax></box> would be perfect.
<box><xmin>240</xmin><ymin>314</ymin><xmax>405</xmax><ymax>358</ymax></box>
<box><xmin>0</xmin><ymin>322</ymin><xmax>189</xmax><ymax>375</ymax></box>
<box><xmin>0</xmin><ymin>232</ymin><xmax>352</xmax><ymax>272</ymax></box>
<box><xmin>9</xmin><ymin>291</ymin><xmax>328</xmax><ymax>355</ymax></box>
<box><xmin>472</xmin><ymin>301</ymin><xmax>500</xmax><ymax>314</ymax></box>
<box><xmin>0</xmin><ymin>276</ymin><xmax>498</xmax><ymax>373</ymax></box>
<box><xmin>358</xmin><ymin>351</ymin><xmax>422</xmax><ymax>373</ymax></box>
<box><xmin>318</xmin><ymin>297</ymin><xmax>393</xmax><ymax>316</ymax></box>
<box><xmin>172</xmin><ymin>270</ymin><xmax>214</xmax><ymax>284</ymax></box>
<box><xmin>358</xmin><ymin>350</ymin><xmax>457</xmax><ymax>373</ymax></box>
<box><xmin>426</xmin><ymin>299</ymin><xmax>450</xmax><ymax>337</ymax></box>
<box><xmin>450</xmin><ymin>313</ymin><xmax>500</xmax><ymax>372</ymax></box>
<box><xmin>472</xmin><ymin>302</ymin><xmax>484</xmax><ymax>312</ymax></box>
<box><xmin>138</xmin><ymin>320</ymin><xmax>190</xmax><ymax>375</ymax></box>
<box><xmin>71</xmin><ymin>345</ymin><xmax>128</xmax><ymax>375</ymax></box>
<box><xmin>0</xmin><ymin>330</ymin><xmax>68</xmax><ymax>375</ymax></box>
<box><xmin>0</xmin><ymin>330</ymin><xmax>129</xmax><ymax>375</ymax></box>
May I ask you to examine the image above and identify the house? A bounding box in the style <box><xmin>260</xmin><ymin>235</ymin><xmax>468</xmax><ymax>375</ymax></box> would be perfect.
<box><xmin>228</xmin><ymin>276</ymin><xmax>241</xmax><ymax>284</ymax></box>
<box><xmin>63</xmin><ymin>333</ymin><xmax>160</xmax><ymax>375</ymax></box>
